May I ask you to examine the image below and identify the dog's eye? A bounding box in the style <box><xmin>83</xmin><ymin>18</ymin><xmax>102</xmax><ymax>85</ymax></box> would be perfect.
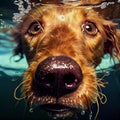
<box><xmin>82</xmin><ymin>22</ymin><xmax>98</xmax><ymax>36</ymax></box>
<box><xmin>28</xmin><ymin>22</ymin><xmax>43</xmax><ymax>35</ymax></box>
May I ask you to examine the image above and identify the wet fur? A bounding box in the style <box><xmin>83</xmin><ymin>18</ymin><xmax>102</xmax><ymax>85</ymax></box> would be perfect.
<box><xmin>13</xmin><ymin>4</ymin><xmax>120</xmax><ymax>119</ymax></box>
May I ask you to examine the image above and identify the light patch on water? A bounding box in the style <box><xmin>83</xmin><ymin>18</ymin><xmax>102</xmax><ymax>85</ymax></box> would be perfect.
<box><xmin>0</xmin><ymin>31</ymin><xmax>28</xmax><ymax>76</ymax></box>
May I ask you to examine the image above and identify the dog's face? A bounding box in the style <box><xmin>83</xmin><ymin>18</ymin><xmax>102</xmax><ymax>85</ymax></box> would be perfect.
<box><xmin>14</xmin><ymin>4</ymin><xmax>120</xmax><ymax>119</ymax></box>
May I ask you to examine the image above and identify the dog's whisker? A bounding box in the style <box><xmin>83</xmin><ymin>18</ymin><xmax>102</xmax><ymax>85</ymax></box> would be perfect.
<box><xmin>98</xmin><ymin>92</ymin><xmax>107</xmax><ymax>105</ymax></box>
<box><xmin>14</xmin><ymin>81</ymin><xmax>26</xmax><ymax>101</ymax></box>
<box><xmin>94</xmin><ymin>99</ymin><xmax>100</xmax><ymax>120</ymax></box>
<box><xmin>97</xmin><ymin>79</ymin><xmax>107</xmax><ymax>104</ymax></box>
<box><xmin>90</xmin><ymin>83</ymin><xmax>107</xmax><ymax>120</ymax></box>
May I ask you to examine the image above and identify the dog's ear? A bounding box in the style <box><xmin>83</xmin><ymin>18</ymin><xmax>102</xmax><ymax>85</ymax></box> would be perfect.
<box><xmin>104</xmin><ymin>24</ymin><xmax>120</xmax><ymax>62</ymax></box>
<box><xmin>13</xmin><ymin>30</ymin><xmax>35</xmax><ymax>62</ymax></box>
<box><xmin>13</xmin><ymin>31</ymin><xmax>24</xmax><ymax>62</ymax></box>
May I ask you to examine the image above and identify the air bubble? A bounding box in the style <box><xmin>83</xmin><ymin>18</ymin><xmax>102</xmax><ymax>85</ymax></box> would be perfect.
<box><xmin>89</xmin><ymin>111</ymin><xmax>93</xmax><ymax>120</ymax></box>
<box><xmin>29</xmin><ymin>108</ymin><xmax>34</xmax><ymax>113</ymax></box>
<box><xmin>81</xmin><ymin>109</ymin><xmax>86</xmax><ymax>115</ymax></box>
<box><xmin>94</xmin><ymin>1</ymin><xmax>115</xmax><ymax>9</ymax></box>
<box><xmin>53</xmin><ymin>117</ymin><xmax>57</xmax><ymax>120</ymax></box>
<box><xmin>0</xmin><ymin>13</ymin><xmax>3</xmax><ymax>17</ymax></box>
<box><xmin>0</xmin><ymin>19</ymin><xmax>5</xmax><ymax>28</ymax></box>
<box><xmin>13</xmin><ymin>0</ymin><xmax>32</xmax><ymax>23</ymax></box>
<box><xmin>104</xmin><ymin>71</ymin><xmax>110</xmax><ymax>77</ymax></box>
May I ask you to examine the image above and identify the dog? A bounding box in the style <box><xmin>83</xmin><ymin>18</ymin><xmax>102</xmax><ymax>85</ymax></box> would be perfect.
<box><xmin>13</xmin><ymin>2</ymin><xmax>120</xmax><ymax>120</ymax></box>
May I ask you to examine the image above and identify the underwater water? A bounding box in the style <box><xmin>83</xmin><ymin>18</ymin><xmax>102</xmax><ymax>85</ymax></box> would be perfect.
<box><xmin>0</xmin><ymin>0</ymin><xmax>120</xmax><ymax>120</ymax></box>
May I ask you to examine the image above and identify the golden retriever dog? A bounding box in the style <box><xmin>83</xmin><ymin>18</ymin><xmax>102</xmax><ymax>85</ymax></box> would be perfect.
<box><xmin>13</xmin><ymin>1</ymin><xmax>120</xmax><ymax>120</ymax></box>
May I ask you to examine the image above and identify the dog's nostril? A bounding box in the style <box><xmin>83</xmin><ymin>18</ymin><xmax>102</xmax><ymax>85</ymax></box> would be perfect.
<box><xmin>43</xmin><ymin>73</ymin><xmax>55</xmax><ymax>88</ymax></box>
<box><xmin>33</xmin><ymin>56</ymin><xmax>83</xmax><ymax>97</ymax></box>
<box><xmin>63</xmin><ymin>73</ymin><xmax>77</xmax><ymax>89</ymax></box>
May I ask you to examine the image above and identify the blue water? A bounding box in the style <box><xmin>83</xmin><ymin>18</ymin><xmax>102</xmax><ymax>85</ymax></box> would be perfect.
<box><xmin>0</xmin><ymin>1</ymin><xmax>120</xmax><ymax>120</ymax></box>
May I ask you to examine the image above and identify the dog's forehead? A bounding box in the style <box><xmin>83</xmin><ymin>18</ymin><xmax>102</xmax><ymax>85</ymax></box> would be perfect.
<box><xmin>20</xmin><ymin>4</ymin><xmax>99</xmax><ymax>34</ymax></box>
<box><xmin>27</xmin><ymin>5</ymin><xmax>94</xmax><ymax>22</ymax></box>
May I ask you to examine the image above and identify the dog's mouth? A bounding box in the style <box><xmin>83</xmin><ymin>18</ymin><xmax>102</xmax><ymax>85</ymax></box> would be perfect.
<box><xmin>41</xmin><ymin>104</ymin><xmax>74</xmax><ymax>118</ymax></box>
<box><xmin>30</xmin><ymin>103</ymin><xmax>74</xmax><ymax>118</ymax></box>
<box><xmin>41</xmin><ymin>104</ymin><xmax>71</xmax><ymax>113</ymax></box>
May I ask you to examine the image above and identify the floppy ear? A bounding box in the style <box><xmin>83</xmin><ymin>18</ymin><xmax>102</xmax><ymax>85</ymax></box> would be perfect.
<box><xmin>13</xmin><ymin>31</ymin><xmax>24</xmax><ymax>62</ymax></box>
<box><xmin>13</xmin><ymin>30</ymin><xmax>36</xmax><ymax>62</ymax></box>
<box><xmin>104</xmin><ymin>24</ymin><xmax>120</xmax><ymax>63</ymax></box>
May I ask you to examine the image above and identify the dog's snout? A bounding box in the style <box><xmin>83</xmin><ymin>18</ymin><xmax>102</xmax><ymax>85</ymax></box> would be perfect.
<box><xmin>34</xmin><ymin>56</ymin><xmax>83</xmax><ymax>98</ymax></box>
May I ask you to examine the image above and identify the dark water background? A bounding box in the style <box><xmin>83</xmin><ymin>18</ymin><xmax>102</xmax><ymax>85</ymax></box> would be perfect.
<box><xmin>0</xmin><ymin>0</ymin><xmax>120</xmax><ymax>120</ymax></box>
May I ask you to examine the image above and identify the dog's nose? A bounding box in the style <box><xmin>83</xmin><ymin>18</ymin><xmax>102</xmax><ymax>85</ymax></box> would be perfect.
<box><xmin>34</xmin><ymin>56</ymin><xmax>83</xmax><ymax>98</ymax></box>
